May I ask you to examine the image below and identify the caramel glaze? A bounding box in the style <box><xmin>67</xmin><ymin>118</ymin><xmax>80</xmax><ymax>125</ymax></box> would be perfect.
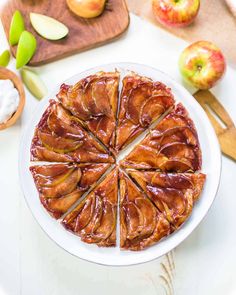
<box><xmin>127</xmin><ymin>170</ymin><xmax>206</xmax><ymax>229</ymax></box>
<box><xmin>30</xmin><ymin>163</ymin><xmax>111</xmax><ymax>219</ymax></box>
<box><xmin>29</xmin><ymin>71</ymin><xmax>207</xmax><ymax>251</ymax></box>
<box><xmin>62</xmin><ymin>168</ymin><xmax>118</xmax><ymax>247</ymax></box>
<box><xmin>121</xmin><ymin>103</ymin><xmax>202</xmax><ymax>172</ymax></box>
<box><xmin>119</xmin><ymin>171</ymin><xmax>171</xmax><ymax>250</ymax></box>
<box><xmin>116</xmin><ymin>73</ymin><xmax>175</xmax><ymax>152</ymax></box>
<box><xmin>56</xmin><ymin>71</ymin><xmax>119</xmax><ymax>151</ymax></box>
<box><xmin>30</xmin><ymin>100</ymin><xmax>115</xmax><ymax>163</ymax></box>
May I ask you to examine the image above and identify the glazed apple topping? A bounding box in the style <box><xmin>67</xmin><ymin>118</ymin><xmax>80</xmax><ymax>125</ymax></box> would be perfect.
<box><xmin>115</xmin><ymin>72</ymin><xmax>175</xmax><ymax>151</ymax></box>
<box><xmin>29</xmin><ymin>70</ymin><xmax>206</xmax><ymax>250</ymax></box>
<box><xmin>62</xmin><ymin>168</ymin><xmax>118</xmax><ymax>247</ymax></box>
<box><xmin>120</xmin><ymin>103</ymin><xmax>202</xmax><ymax>172</ymax></box>
<box><xmin>127</xmin><ymin>170</ymin><xmax>206</xmax><ymax>229</ymax></box>
<box><xmin>31</xmin><ymin>100</ymin><xmax>115</xmax><ymax>163</ymax></box>
<box><xmin>119</xmin><ymin>171</ymin><xmax>171</xmax><ymax>250</ymax></box>
<box><xmin>57</xmin><ymin>71</ymin><xmax>119</xmax><ymax>150</ymax></box>
<box><xmin>30</xmin><ymin>163</ymin><xmax>111</xmax><ymax>219</ymax></box>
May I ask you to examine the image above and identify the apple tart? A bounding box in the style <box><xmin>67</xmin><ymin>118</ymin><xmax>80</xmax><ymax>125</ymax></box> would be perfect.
<box><xmin>31</xmin><ymin>100</ymin><xmax>114</xmax><ymax>163</ymax></box>
<box><xmin>62</xmin><ymin>168</ymin><xmax>118</xmax><ymax>247</ymax></box>
<box><xmin>127</xmin><ymin>170</ymin><xmax>206</xmax><ymax>229</ymax></box>
<box><xmin>115</xmin><ymin>72</ymin><xmax>175</xmax><ymax>151</ymax></box>
<box><xmin>119</xmin><ymin>171</ymin><xmax>171</xmax><ymax>250</ymax></box>
<box><xmin>121</xmin><ymin>103</ymin><xmax>202</xmax><ymax>172</ymax></box>
<box><xmin>30</xmin><ymin>163</ymin><xmax>110</xmax><ymax>219</ymax></box>
<box><xmin>57</xmin><ymin>71</ymin><xmax>119</xmax><ymax>151</ymax></box>
<box><xmin>29</xmin><ymin>70</ymin><xmax>206</xmax><ymax>251</ymax></box>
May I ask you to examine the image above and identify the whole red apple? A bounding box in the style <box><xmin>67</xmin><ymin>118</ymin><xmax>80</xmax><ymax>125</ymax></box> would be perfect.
<box><xmin>152</xmin><ymin>0</ymin><xmax>200</xmax><ymax>27</ymax></box>
<box><xmin>179</xmin><ymin>41</ymin><xmax>226</xmax><ymax>89</ymax></box>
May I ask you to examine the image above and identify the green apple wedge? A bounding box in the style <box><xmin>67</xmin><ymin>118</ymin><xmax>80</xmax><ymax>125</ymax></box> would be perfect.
<box><xmin>21</xmin><ymin>68</ymin><xmax>47</xmax><ymax>100</ymax></box>
<box><xmin>9</xmin><ymin>10</ymin><xmax>25</xmax><ymax>45</ymax></box>
<box><xmin>30</xmin><ymin>13</ymin><xmax>69</xmax><ymax>40</ymax></box>
<box><xmin>16</xmin><ymin>31</ymin><xmax>37</xmax><ymax>69</ymax></box>
<box><xmin>0</xmin><ymin>50</ymin><xmax>10</xmax><ymax>67</ymax></box>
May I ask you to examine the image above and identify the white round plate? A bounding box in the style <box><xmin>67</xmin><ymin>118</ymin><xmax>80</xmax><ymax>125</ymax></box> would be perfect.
<box><xmin>19</xmin><ymin>63</ymin><xmax>221</xmax><ymax>266</ymax></box>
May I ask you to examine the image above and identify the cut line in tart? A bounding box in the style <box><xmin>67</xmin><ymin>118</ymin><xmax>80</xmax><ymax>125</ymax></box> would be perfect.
<box><xmin>30</xmin><ymin>163</ymin><xmax>111</xmax><ymax>219</ymax></box>
<box><xmin>57</xmin><ymin>71</ymin><xmax>119</xmax><ymax>151</ymax></box>
<box><xmin>120</xmin><ymin>103</ymin><xmax>202</xmax><ymax>172</ymax></box>
<box><xmin>119</xmin><ymin>171</ymin><xmax>171</xmax><ymax>250</ymax></box>
<box><xmin>115</xmin><ymin>72</ymin><xmax>175</xmax><ymax>152</ymax></box>
<box><xmin>62</xmin><ymin>167</ymin><xmax>118</xmax><ymax>247</ymax></box>
<box><xmin>127</xmin><ymin>169</ymin><xmax>206</xmax><ymax>229</ymax></box>
<box><xmin>30</xmin><ymin>100</ymin><xmax>115</xmax><ymax>163</ymax></box>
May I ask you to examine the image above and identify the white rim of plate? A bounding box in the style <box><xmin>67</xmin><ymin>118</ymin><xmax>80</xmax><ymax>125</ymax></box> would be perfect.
<box><xmin>19</xmin><ymin>62</ymin><xmax>221</xmax><ymax>266</ymax></box>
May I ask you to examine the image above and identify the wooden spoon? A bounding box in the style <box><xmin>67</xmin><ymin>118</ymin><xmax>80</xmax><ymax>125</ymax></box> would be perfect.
<box><xmin>0</xmin><ymin>67</ymin><xmax>25</xmax><ymax>130</ymax></box>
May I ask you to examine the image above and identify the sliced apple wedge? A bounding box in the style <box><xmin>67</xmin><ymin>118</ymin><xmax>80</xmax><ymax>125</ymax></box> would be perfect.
<box><xmin>135</xmin><ymin>198</ymin><xmax>157</xmax><ymax>238</ymax></box>
<box><xmin>30</xmin><ymin>13</ymin><xmax>69</xmax><ymax>40</ymax></box>
<box><xmin>90</xmin><ymin>201</ymin><xmax>116</xmax><ymax>241</ymax></box>
<box><xmin>47</xmin><ymin>102</ymin><xmax>84</xmax><ymax>139</ymax></box>
<box><xmin>81</xmin><ymin>195</ymin><xmax>103</xmax><ymax>236</ymax></box>
<box><xmin>16</xmin><ymin>31</ymin><xmax>37</xmax><ymax>69</ymax></box>
<box><xmin>21</xmin><ymin>68</ymin><xmax>47</xmax><ymax>99</ymax></box>
<box><xmin>9</xmin><ymin>10</ymin><xmax>25</xmax><ymax>45</ymax></box>
<box><xmin>38</xmin><ymin>131</ymin><xmax>83</xmax><ymax>153</ymax></box>
<box><xmin>41</xmin><ymin>169</ymin><xmax>80</xmax><ymax>198</ymax></box>
<box><xmin>35</xmin><ymin>166</ymin><xmax>76</xmax><ymax>187</ymax></box>
<box><xmin>0</xmin><ymin>50</ymin><xmax>10</xmax><ymax>67</ymax></box>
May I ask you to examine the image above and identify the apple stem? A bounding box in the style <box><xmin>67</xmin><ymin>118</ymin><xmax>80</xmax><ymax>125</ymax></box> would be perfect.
<box><xmin>197</xmin><ymin>65</ymin><xmax>202</xmax><ymax>71</ymax></box>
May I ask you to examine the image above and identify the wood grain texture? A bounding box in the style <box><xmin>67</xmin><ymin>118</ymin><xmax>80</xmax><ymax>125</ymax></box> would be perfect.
<box><xmin>194</xmin><ymin>90</ymin><xmax>236</xmax><ymax>161</ymax></box>
<box><xmin>127</xmin><ymin>0</ymin><xmax>236</xmax><ymax>64</ymax></box>
<box><xmin>0</xmin><ymin>0</ymin><xmax>129</xmax><ymax>66</ymax></box>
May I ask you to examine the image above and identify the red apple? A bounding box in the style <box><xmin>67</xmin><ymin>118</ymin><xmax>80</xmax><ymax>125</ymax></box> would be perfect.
<box><xmin>179</xmin><ymin>41</ymin><xmax>226</xmax><ymax>89</ymax></box>
<box><xmin>152</xmin><ymin>0</ymin><xmax>200</xmax><ymax>28</ymax></box>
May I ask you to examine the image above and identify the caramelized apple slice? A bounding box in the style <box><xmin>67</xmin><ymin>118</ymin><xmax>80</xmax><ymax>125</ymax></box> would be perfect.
<box><xmin>31</xmin><ymin>100</ymin><xmax>114</xmax><ymax>163</ymax></box>
<box><xmin>57</xmin><ymin>71</ymin><xmax>119</xmax><ymax>149</ymax></box>
<box><xmin>62</xmin><ymin>168</ymin><xmax>118</xmax><ymax>247</ymax></box>
<box><xmin>30</xmin><ymin>163</ymin><xmax>111</xmax><ymax>219</ymax></box>
<box><xmin>139</xmin><ymin>96</ymin><xmax>165</xmax><ymax>126</ymax></box>
<box><xmin>64</xmin><ymin>194</ymin><xmax>96</xmax><ymax>232</ymax></box>
<box><xmin>121</xmin><ymin>103</ymin><xmax>202</xmax><ymax>172</ymax></box>
<box><xmin>115</xmin><ymin>73</ymin><xmax>174</xmax><ymax>151</ymax></box>
<box><xmin>80</xmin><ymin>195</ymin><xmax>103</xmax><ymax>237</ymax></box>
<box><xmin>47</xmin><ymin>101</ymin><xmax>85</xmax><ymax>139</ymax></box>
<box><xmin>128</xmin><ymin>170</ymin><xmax>206</xmax><ymax>228</ymax></box>
<box><xmin>119</xmin><ymin>171</ymin><xmax>170</xmax><ymax>250</ymax></box>
<box><xmin>38</xmin><ymin>131</ymin><xmax>83</xmax><ymax>154</ymax></box>
<box><xmin>89</xmin><ymin>201</ymin><xmax>116</xmax><ymax>243</ymax></box>
<box><xmin>40</xmin><ymin>190</ymin><xmax>83</xmax><ymax>220</ymax></box>
<box><xmin>125</xmin><ymin>202</ymin><xmax>144</xmax><ymax>240</ymax></box>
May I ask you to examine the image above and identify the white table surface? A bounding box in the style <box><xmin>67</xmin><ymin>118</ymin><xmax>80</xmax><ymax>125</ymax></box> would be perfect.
<box><xmin>0</xmin><ymin>12</ymin><xmax>236</xmax><ymax>295</ymax></box>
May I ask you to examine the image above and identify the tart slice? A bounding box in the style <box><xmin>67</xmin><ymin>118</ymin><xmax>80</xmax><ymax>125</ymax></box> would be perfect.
<box><xmin>62</xmin><ymin>168</ymin><xmax>118</xmax><ymax>247</ymax></box>
<box><xmin>121</xmin><ymin>103</ymin><xmax>202</xmax><ymax>172</ymax></box>
<box><xmin>115</xmin><ymin>72</ymin><xmax>175</xmax><ymax>151</ymax></box>
<box><xmin>31</xmin><ymin>100</ymin><xmax>114</xmax><ymax>163</ymax></box>
<box><xmin>30</xmin><ymin>163</ymin><xmax>111</xmax><ymax>219</ymax></box>
<box><xmin>57</xmin><ymin>71</ymin><xmax>119</xmax><ymax>151</ymax></box>
<box><xmin>119</xmin><ymin>171</ymin><xmax>170</xmax><ymax>250</ymax></box>
<box><xmin>127</xmin><ymin>170</ymin><xmax>206</xmax><ymax>229</ymax></box>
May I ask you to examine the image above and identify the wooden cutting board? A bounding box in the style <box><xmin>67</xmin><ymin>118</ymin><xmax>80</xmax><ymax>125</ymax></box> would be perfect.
<box><xmin>0</xmin><ymin>0</ymin><xmax>129</xmax><ymax>66</ymax></box>
<box><xmin>127</xmin><ymin>0</ymin><xmax>236</xmax><ymax>64</ymax></box>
